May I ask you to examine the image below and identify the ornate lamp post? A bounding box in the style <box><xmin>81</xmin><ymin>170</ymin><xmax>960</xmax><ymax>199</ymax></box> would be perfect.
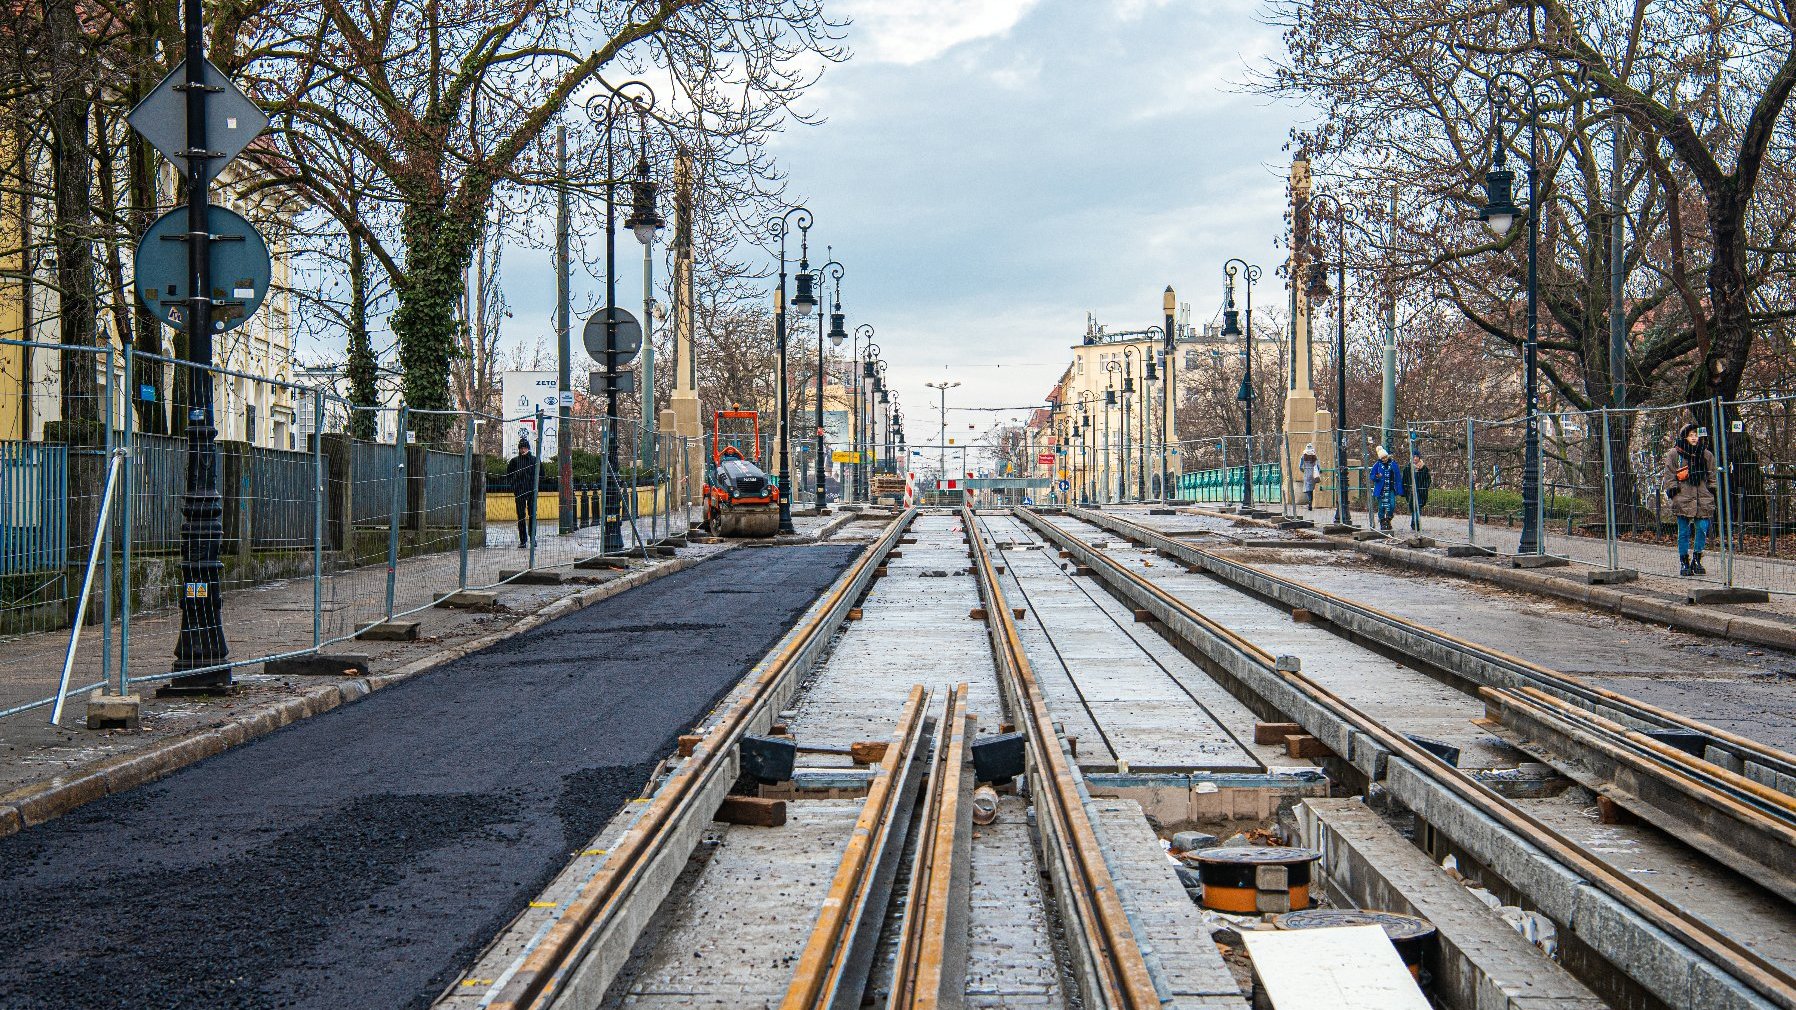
<box><xmin>623</xmin><ymin>106</ymin><xmax>665</xmax><ymax>471</ymax></box>
<box><xmin>1140</xmin><ymin>327</ymin><xmax>1163</xmax><ymax>501</ymax></box>
<box><xmin>1078</xmin><ymin>391</ymin><xmax>1096</xmax><ymax>503</ymax></box>
<box><xmin>925</xmin><ymin>378</ymin><xmax>958</xmax><ymax>498</ymax></box>
<box><xmin>769</xmin><ymin>206</ymin><xmax>814</xmax><ymax>534</ymax></box>
<box><xmin>1478</xmin><ymin>72</ymin><xmax>1544</xmax><ymax>555</ymax></box>
<box><xmin>1104</xmin><ymin>361</ymin><xmax>1121</xmax><ymax>503</ymax></box>
<box><xmin>1162</xmin><ymin>285</ymin><xmax>1178</xmax><ymax>501</ymax></box>
<box><xmin>1309</xmin><ymin>191</ymin><xmax>1354</xmax><ymax>529</ymax></box>
<box><xmin>814</xmin><ymin>256</ymin><xmax>845</xmax><ymax>508</ymax></box>
<box><xmin>1221</xmin><ymin>258</ymin><xmax>1262</xmax><ymax>510</ymax></box>
<box><xmin>599</xmin><ymin>82</ymin><xmax>658</xmax><ymax>553</ymax></box>
<box><xmin>851</xmin><ymin>324</ymin><xmax>874</xmax><ymax>499</ymax></box>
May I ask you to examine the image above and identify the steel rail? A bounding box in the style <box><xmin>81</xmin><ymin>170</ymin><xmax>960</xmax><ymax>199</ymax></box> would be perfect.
<box><xmin>487</xmin><ymin>509</ymin><xmax>917</xmax><ymax>1010</ymax></box>
<box><xmin>1062</xmin><ymin>505</ymin><xmax>1796</xmax><ymax>790</ymax></box>
<box><xmin>1017</xmin><ymin>505</ymin><xmax>1796</xmax><ymax>1010</ymax></box>
<box><xmin>891</xmin><ymin>683</ymin><xmax>973</xmax><ymax>1010</ymax></box>
<box><xmin>962</xmin><ymin>508</ymin><xmax>1163</xmax><ymax>1010</ymax></box>
<box><xmin>781</xmin><ymin>684</ymin><xmax>934</xmax><ymax>1010</ymax></box>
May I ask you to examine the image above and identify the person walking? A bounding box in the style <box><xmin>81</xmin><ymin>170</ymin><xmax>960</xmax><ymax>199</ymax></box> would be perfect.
<box><xmin>1369</xmin><ymin>445</ymin><xmax>1403</xmax><ymax>532</ymax></box>
<box><xmin>1663</xmin><ymin>422</ymin><xmax>1718</xmax><ymax>576</ymax></box>
<box><xmin>1403</xmin><ymin>451</ymin><xmax>1432</xmax><ymax>531</ymax></box>
<box><xmin>506</xmin><ymin>436</ymin><xmax>539</xmax><ymax>549</ymax></box>
<box><xmin>1298</xmin><ymin>443</ymin><xmax>1321</xmax><ymax>510</ymax></box>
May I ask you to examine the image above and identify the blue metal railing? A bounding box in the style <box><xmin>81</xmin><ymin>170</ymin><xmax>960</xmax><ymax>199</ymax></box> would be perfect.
<box><xmin>0</xmin><ymin>440</ymin><xmax>68</xmax><ymax>574</ymax></box>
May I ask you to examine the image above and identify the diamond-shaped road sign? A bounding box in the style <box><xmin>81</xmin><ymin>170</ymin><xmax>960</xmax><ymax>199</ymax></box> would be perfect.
<box><xmin>127</xmin><ymin>59</ymin><xmax>268</xmax><ymax>184</ymax></box>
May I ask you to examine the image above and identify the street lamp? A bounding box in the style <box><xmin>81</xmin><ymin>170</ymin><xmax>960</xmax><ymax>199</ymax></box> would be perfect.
<box><xmin>769</xmin><ymin>205</ymin><xmax>813</xmax><ymax>534</ymax></box>
<box><xmin>814</xmin><ymin>256</ymin><xmax>845</xmax><ymax>509</ymax></box>
<box><xmin>1478</xmin><ymin>71</ymin><xmax>1543</xmax><ymax>555</ymax></box>
<box><xmin>851</xmin><ymin>323</ymin><xmax>874</xmax><ymax>500</ymax></box>
<box><xmin>1122</xmin><ymin>347</ymin><xmax>1139</xmax><ymax>501</ymax></box>
<box><xmin>863</xmin><ymin>343</ymin><xmax>880</xmax><ymax>480</ymax></box>
<box><xmin>1163</xmin><ymin>285</ymin><xmax>1177</xmax><ymax>502</ymax></box>
<box><xmin>1308</xmin><ymin>191</ymin><xmax>1355</xmax><ymax>529</ymax></box>
<box><xmin>597</xmin><ymin>82</ymin><xmax>658</xmax><ymax>553</ymax></box>
<box><xmin>622</xmin><ymin>103</ymin><xmax>665</xmax><ymax>472</ymax></box>
<box><xmin>1078</xmin><ymin>391</ymin><xmax>1096</xmax><ymax>504</ymax></box>
<box><xmin>1104</xmin><ymin>360</ymin><xmax>1122</xmax><ymax>503</ymax></box>
<box><xmin>1221</xmin><ymin>258</ymin><xmax>1262</xmax><ymax>510</ymax></box>
<box><xmin>1140</xmin><ymin>327</ymin><xmax>1163</xmax><ymax>501</ymax></box>
<box><xmin>925</xmin><ymin>379</ymin><xmax>959</xmax><ymax>500</ymax></box>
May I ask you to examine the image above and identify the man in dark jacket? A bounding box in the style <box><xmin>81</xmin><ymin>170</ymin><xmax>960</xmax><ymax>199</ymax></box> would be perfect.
<box><xmin>1402</xmin><ymin>451</ymin><xmax>1432</xmax><ymax>530</ymax></box>
<box><xmin>506</xmin><ymin>436</ymin><xmax>539</xmax><ymax>548</ymax></box>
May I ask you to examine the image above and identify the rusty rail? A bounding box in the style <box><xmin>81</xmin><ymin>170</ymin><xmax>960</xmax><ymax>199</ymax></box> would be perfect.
<box><xmin>891</xmin><ymin>683</ymin><xmax>973</xmax><ymax>1010</ymax></box>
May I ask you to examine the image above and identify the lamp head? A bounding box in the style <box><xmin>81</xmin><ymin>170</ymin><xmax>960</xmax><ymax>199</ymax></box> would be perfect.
<box><xmin>1221</xmin><ymin>308</ymin><xmax>1242</xmax><ymax>338</ymax></box>
<box><xmin>828</xmin><ymin>311</ymin><xmax>847</xmax><ymax>344</ymax></box>
<box><xmin>1479</xmin><ymin>165</ymin><xmax>1520</xmax><ymax>236</ymax></box>
<box><xmin>624</xmin><ymin>175</ymin><xmax>663</xmax><ymax>246</ymax></box>
<box><xmin>792</xmin><ymin>270</ymin><xmax>817</xmax><ymax>317</ymax></box>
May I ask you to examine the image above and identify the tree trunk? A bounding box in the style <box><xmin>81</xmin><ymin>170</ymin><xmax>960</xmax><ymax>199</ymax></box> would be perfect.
<box><xmin>391</xmin><ymin>200</ymin><xmax>477</xmax><ymax>444</ymax></box>
<box><xmin>46</xmin><ymin>0</ymin><xmax>99</xmax><ymax>436</ymax></box>
<box><xmin>345</xmin><ymin>228</ymin><xmax>378</xmax><ymax>441</ymax></box>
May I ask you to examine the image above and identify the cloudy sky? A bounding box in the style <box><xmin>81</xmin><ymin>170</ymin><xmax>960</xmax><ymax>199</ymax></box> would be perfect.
<box><xmin>486</xmin><ymin>1</ymin><xmax>1304</xmax><ymax>463</ymax></box>
<box><xmin>768</xmin><ymin>0</ymin><xmax>1302</xmax><ymax>453</ymax></box>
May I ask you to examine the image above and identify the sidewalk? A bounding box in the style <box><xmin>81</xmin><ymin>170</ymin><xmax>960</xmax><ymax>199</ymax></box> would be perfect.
<box><xmin>0</xmin><ymin>508</ymin><xmax>861</xmax><ymax>804</ymax></box>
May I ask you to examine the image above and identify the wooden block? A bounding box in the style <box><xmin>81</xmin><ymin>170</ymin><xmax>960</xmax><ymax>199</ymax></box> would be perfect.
<box><xmin>1291</xmin><ymin>608</ymin><xmax>1313</xmax><ymax>623</ymax></box>
<box><xmin>1132</xmin><ymin>609</ymin><xmax>1153</xmax><ymax>623</ymax></box>
<box><xmin>1074</xmin><ymin>565</ymin><xmax>1094</xmax><ymax>576</ymax></box>
<box><xmin>1011</xmin><ymin>607</ymin><xmax>1026</xmax><ymax>619</ymax></box>
<box><xmin>1285</xmin><ymin>734</ymin><xmax>1329</xmax><ymax>759</ymax></box>
<box><xmin>888</xmin><ymin>551</ymin><xmax>903</xmax><ymax>558</ymax></box>
<box><xmin>677</xmin><ymin>734</ymin><xmax>702</xmax><ymax>757</ymax></box>
<box><xmin>1596</xmin><ymin>795</ymin><xmax>1638</xmax><ymax>825</ymax></box>
<box><xmin>848</xmin><ymin>608</ymin><xmax>863</xmax><ymax>621</ymax></box>
<box><xmin>1255</xmin><ymin>721</ymin><xmax>1303</xmax><ymax>745</ymax></box>
<box><xmin>874</xmin><ymin>566</ymin><xmax>889</xmax><ymax>578</ymax></box>
<box><xmin>1058</xmin><ymin>550</ymin><xmax>1072</xmax><ymax>558</ymax></box>
<box><xmin>901</xmin><ymin>537</ymin><xmax>918</xmax><ymax>545</ymax></box>
<box><xmin>999</xmin><ymin>722</ymin><xmax>1016</xmax><ymax>734</ymax></box>
<box><xmin>716</xmin><ymin>795</ymin><xmax>787</xmax><ymax>827</ymax></box>
<box><xmin>849</xmin><ymin>740</ymin><xmax>889</xmax><ymax>765</ymax></box>
<box><xmin>969</xmin><ymin>607</ymin><xmax>988</xmax><ymax>620</ymax></box>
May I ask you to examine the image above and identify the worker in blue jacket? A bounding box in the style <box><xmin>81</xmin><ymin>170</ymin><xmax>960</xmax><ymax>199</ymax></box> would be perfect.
<box><xmin>1369</xmin><ymin>444</ymin><xmax>1403</xmax><ymax>532</ymax></box>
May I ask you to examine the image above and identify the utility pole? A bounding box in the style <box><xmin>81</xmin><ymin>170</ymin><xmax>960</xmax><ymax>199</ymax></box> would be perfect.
<box><xmin>556</xmin><ymin>123</ymin><xmax>574</xmax><ymax>533</ymax></box>
<box><xmin>1609</xmin><ymin>123</ymin><xmax>1626</xmax><ymax>409</ymax></box>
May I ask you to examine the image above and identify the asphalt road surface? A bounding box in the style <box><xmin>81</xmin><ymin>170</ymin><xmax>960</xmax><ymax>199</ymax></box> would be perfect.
<box><xmin>0</xmin><ymin>543</ymin><xmax>862</xmax><ymax>1010</ymax></box>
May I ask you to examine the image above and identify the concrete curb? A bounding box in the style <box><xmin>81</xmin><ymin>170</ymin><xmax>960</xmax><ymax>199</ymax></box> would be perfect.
<box><xmin>0</xmin><ymin>547</ymin><xmax>735</xmax><ymax>840</ymax></box>
<box><xmin>1174</xmin><ymin>504</ymin><xmax>1796</xmax><ymax>653</ymax></box>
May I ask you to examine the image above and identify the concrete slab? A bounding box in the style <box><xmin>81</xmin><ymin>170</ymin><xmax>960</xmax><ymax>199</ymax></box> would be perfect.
<box><xmin>982</xmin><ymin>514</ymin><xmax>1263</xmax><ymax>774</ymax></box>
<box><xmin>355</xmin><ymin>620</ymin><xmax>419</xmax><ymax>642</ymax></box>
<box><xmin>614</xmin><ymin>800</ymin><xmax>862</xmax><ymax>1008</ymax></box>
<box><xmin>262</xmin><ymin>653</ymin><xmax>372</xmax><ymax>677</ymax></box>
<box><xmin>1092</xmin><ymin>798</ymin><xmax>1248</xmax><ymax>1008</ymax></box>
<box><xmin>966</xmin><ymin>794</ymin><xmax>1070</xmax><ymax>1010</ymax></box>
<box><xmin>1297</xmin><ymin>798</ymin><xmax>1608</xmax><ymax>1010</ymax></box>
<box><xmin>434</xmin><ymin>589</ymin><xmax>499</xmax><ymax>608</ymax></box>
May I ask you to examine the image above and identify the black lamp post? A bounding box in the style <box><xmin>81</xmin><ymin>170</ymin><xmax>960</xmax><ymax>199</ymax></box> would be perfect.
<box><xmin>1162</xmin><ymin>285</ymin><xmax>1177</xmax><ymax>501</ymax></box>
<box><xmin>1221</xmin><ymin>258</ymin><xmax>1262</xmax><ymax>510</ymax></box>
<box><xmin>1078</xmin><ymin>391</ymin><xmax>1095</xmax><ymax>503</ymax></box>
<box><xmin>1104</xmin><ymin>360</ymin><xmax>1122</xmax><ymax>502</ymax></box>
<box><xmin>1478</xmin><ymin>72</ymin><xmax>1543</xmax><ymax>555</ymax></box>
<box><xmin>1309</xmin><ymin>191</ymin><xmax>1354</xmax><ymax>529</ymax></box>
<box><xmin>1141</xmin><ymin>327</ymin><xmax>1162</xmax><ymax>501</ymax></box>
<box><xmin>769</xmin><ymin>206</ymin><xmax>813</xmax><ymax>534</ymax></box>
<box><xmin>169</xmin><ymin>0</ymin><xmax>227</xmax><ymax>685</ymax></box>
<box><xmin>815</xmin><ymin>257</ymin><xmax>844</xmax><ymax>509</ymax></box>
<box><xmin>852</xmin><ymin>324</ymin><xmax>874</xmax><ymax>499</ymax></box>
<box><xmin>599</xmin><ymin>82</ymin><xmax>658</xmax><ymax>553</ymax></box>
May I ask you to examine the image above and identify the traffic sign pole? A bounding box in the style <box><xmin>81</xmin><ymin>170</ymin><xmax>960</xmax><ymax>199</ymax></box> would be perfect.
<box><xmin>169</xmin><ymin>0</ymin><xmax>230</xmax><ymax>687</ymax></box>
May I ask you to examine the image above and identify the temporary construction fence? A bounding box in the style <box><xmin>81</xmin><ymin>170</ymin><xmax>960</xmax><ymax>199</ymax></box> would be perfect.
<box><xmin>0</xmin><ymin>338</ymin><xmax>699</xmax><ymax>725</ymax></box>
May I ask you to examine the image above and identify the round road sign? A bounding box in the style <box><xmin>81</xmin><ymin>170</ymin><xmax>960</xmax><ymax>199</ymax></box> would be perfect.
<box><xmin>135</xmin><ymin>205</ymin><xmax>271</xmax><ymax>334</ymax></box>
<box><xmin>582</xmin><ymin>307</ymin><xmax>643</xmax><ymax>364</ymax></box>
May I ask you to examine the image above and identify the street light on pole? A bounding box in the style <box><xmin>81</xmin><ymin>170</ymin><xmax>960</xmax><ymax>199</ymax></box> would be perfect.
<box><xmin>769</xmin><ymin>206</ymin><xmax>814</xmax><ymax>534</ymax></box>
<box><xmin>851</xmin><ymin>323</ymin><xmax>874</xmax><ymax>499</ymax></box>
<box><xmin>814</xmin><ymin>256</ymin><xmax>845</xmax><ymax>509</ymax></box>
<box><xmin>1221</xmin><ymin>258</ymin><xmax>1262</xmax><ymax>511</ymax></box>
<box><xmin>596</xmin><ymin>82</ymin><xmax>658</xmax><ymax>554</ymax></box>
<box><xmin>1104</xmin><ymin>361</ymin><xmax>1121</xmax><ymax>503</ymax></box>
<box><xmin>1477</xmin><ymin>71</ymin><xmax>1543</xmax><ymax>556</ymax></box>
<box><xmin>1163</xmin><ymin>285</ymin><xmax>1177</xmax><ymax>501</ymax></box>
<box><xmin>1308</xmin><ymin>191</ymin><xmax>1355</xmax><ymax>529</ymax></box>
<box><xmin>623</xmin><ymin>109</ymin><xmax>665</xmax><ymax>470</ymax></box>
<box><xmin>925</xmin><ymin>379</ymin><xmax>959</xmax><ymax>499</ymax></box>
<box><xmin>1140</xmin><ymin>327</ymin><xmax>1163</xmax><ymax>501</ymax></box>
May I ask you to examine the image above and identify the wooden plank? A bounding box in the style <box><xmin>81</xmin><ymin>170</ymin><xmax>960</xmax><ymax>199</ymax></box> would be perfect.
<box><xmin>1241</xmin><ymin>924</ymin><xmax>1429</xmax><ymax>1010</ymax></box>
<box><xmin>716</xmin><ymin>796</ymin><xmax>787</xmax><ymax>827</ymax></box>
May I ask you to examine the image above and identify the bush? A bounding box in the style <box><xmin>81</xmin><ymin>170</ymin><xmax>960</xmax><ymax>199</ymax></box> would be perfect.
<box><xmin>1422</xmin><ymin>486</ymin><xmax>1596</xmax><ymax>520</ymax></box>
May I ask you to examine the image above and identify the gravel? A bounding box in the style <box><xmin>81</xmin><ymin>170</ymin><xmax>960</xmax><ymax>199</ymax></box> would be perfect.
<box><xmin>0</xmin><ymin>544</ymin><xmax>862</xmax><ymax>1010</ymax></box>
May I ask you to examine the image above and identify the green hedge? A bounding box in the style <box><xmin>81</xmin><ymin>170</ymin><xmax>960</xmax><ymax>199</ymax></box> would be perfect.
<box><xmin>1423</xmin><ymin>487</ymin><xmax>1597</xmax><ymax>520</ymax></box>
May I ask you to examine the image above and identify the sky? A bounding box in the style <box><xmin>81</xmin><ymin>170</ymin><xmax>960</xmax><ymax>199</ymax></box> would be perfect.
<box><xmin>497</xmin><ymin>0</ymin><xmax>1305</xmax><ymax>468</ymax></box>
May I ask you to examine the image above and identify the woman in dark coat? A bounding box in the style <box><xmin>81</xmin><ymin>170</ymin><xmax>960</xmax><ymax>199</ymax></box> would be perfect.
<box><xmin>1662</xmin><ymin>422</ymin><xmax>1718</xmax><ymax>576</ymax></box>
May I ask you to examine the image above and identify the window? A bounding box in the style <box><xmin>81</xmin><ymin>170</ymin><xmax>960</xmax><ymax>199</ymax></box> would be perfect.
<box><xmin>246</xmin><ymin>404</ymin><xmax>257</xmax><ymax>444</ymax></box>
